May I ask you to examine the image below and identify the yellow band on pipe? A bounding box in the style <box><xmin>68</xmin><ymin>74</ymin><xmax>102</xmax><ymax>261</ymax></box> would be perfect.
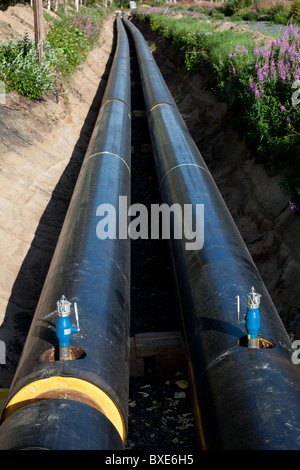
<box><xmin>102</xmin><ymin>98</ymin><xmax>130</xmax><ymax>108</ymax></box>
<box><xmin>149</xmin><ymin>102</ymin><xmax>173</xmax><ymax>113</ymax></box>
<box><xmin>2</xmin><ymin>377</ymin><xmax>125</xmax><ymax>442</ymax></box>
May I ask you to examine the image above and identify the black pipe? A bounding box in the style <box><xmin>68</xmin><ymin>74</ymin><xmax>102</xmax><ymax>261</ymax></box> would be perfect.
<box><xmin>124</xmin><ymin>17</ymin><xmax>300</xmax><ymax>450</ymax></box>
<box><xmin>0</xmin><ymin>17</ymin><xmax>131</xmax><ymax>450</ymax></box>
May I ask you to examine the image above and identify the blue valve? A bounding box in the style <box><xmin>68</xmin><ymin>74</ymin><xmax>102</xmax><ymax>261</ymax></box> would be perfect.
<box><xmin>56</xmin><ymin>295</ymin><xmax>80</xmax><ymax>360</ymax></box>
<box><xmin>237</xmin><ymin>287</ymin><xmax>261</xmax><ymax>348</ymax></box>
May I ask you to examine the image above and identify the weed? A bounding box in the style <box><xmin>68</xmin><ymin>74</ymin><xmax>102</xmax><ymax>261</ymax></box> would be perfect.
<box><xmin>133</xmin><ymin>4</ymin><xmax>300</xmax><ymax>205</ymax></box>
<box><xmin>0</xmin><ymin>33</ymin><xmax>57</xmax><ymax>98</ymax></box>
<box><xmin>0</xmin><ymin>6</ymin><xmax>107</xmax><ymax>98</ymax></box>
<box><xmin>47</xmin><ymin>7</ymin><xmax>105</xmax><ymax>78</ymax></box>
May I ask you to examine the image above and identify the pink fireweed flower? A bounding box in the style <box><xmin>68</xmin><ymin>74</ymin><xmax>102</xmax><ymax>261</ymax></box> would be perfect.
<box><xmin>258</xmin><ymin>68</ymin><xmax>265</xmax><ymax>82</ymax></box>
<box><xmin>270</xmin><ymin>59</ymin><xmax>276</xmax><ymax>75</ymax></box>
<box><xmin>249</xmin><ymin>82</ymin><xmax>255</xmax><ymax>93</ymax></box>
<box><xmin>290</xmin><ymin>203</ymin><xmax>300</xmax><ymax>213</ymax></box>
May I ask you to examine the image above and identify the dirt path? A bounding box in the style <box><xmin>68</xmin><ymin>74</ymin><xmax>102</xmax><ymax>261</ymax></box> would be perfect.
<box><xmin>0</xmin><ymin>6</ymin><xmax>116</xmax><ymax>386</ymax></box>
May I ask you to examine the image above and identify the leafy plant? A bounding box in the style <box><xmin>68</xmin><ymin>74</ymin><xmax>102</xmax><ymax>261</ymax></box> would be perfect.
<box><xmin>133</xmin><ymin>5</ymin><xmax>300</xmax><ymax>205</ymax></box>
<box><xmin>0</xmin><ymin>6</ymin><xmax>107</xmax><ymax>98</ymax></box>
<box><xmin>228</xmin><ymin>24</ymin><xmax>300</xmax><ymax>202</ymax></box>
<box><xmin>47</xmin><ymin>9</ymin><xmax>104</xmax><ymax>77</ymax></box>
<box><xmin>290</xmin><ymin>0</ymin><xmax>300</xmax><ymax>19</ymax></box>
<box><xmin>0</xmin><ymin>33</ymin><xmax>57</xmax><ymax>98</ymax></box>
<box><xmin>273</xmin><ymin>12</ymin><xmax>289</xmax><ymax>24</ymax></box>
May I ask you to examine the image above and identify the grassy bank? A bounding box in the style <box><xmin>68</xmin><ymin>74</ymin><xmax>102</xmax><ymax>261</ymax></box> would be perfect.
<box><xmin>151</xmin><ymin>0</ymin><xmax>300</xmax><ymax>26</ymax></box>
<box><xmin>0</xmin><ymin>5</ymin><xmax>110</xmax><ymax>99</ymax></box>
<box><xmin>133</xmin><ymin>4</ymin><xmax>300</xmax><ymax>208</ymax></box>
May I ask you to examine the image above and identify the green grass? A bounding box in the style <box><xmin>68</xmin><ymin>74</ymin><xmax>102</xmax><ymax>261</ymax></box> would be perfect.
<box><xmin>144</xmin><ymin>12</ymin><xmax>256</xmax><ymax>79</ymax></box>
<box><xmin>133</xmin><ymin>6</ymin><xmax>300</xmax><ymax>207</ymax></box>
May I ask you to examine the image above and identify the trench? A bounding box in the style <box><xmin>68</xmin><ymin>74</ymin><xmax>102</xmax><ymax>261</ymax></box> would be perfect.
<box><xmin>129</xmin><ymin>39</ymin><xmax>177</xmax><ymax>336</ymax></box>
<box><xmin>127</xmin><ymin>26</ymin><xmax>197</xmax><ymax>450</ymax></box>
<box><xmin>0</xmin><ymin>15</ymin><xmax>197</xmax><ymax>450</ymax></box>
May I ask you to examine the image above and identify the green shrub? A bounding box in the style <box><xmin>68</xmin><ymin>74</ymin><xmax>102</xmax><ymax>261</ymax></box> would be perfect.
<box><xmin>290</xmin><ymin>0</ymin><xmax>300</xmax><ymax>18</ymax></box>
<box><xmin>0</xmin><ymin>6</ymin><xmax>107</xmax><ymax>98</ymax></box>
<box><xmin>224</xmin><ymin>0</ymin><xmax>256</xmax><ymax>13</ymax></box>
<box><xmin>134</xmin><ymin>7</ymin><xmax>300</xmax><ymax>205</ymax></box>
<box><xmin>242</xmin><ymin>9</ymin><xmax>260</xmax><ymax>21</ymax></box>
<box><xmin>273</xmin><ymin>12</ymin><xmax>289</xmax><ymax>24</ymax></box>
<box><xmin>47</xmin><ymin>8</ymin><xmax>104</xmax><ymax>77</ymax></box>
<box><xmin>230</xmin><ymin>12</ymin><xmax>244</xmax><ymax>21</ymax></box>
<box><xmin>0</xmin><ymin>32</ymin><xmax>57</xmax><ymax>98</ymax></box>
<box><xmin>210</xmin><ymin>12</ymin><xmax>225</xmax><ymax>20</ymax></box>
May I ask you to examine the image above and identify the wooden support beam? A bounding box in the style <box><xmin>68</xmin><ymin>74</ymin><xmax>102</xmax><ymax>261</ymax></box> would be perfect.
<box><xmin>130</xmin><ymin>331</ymin><xmax>186</xmax><ymax>376</ymax></box>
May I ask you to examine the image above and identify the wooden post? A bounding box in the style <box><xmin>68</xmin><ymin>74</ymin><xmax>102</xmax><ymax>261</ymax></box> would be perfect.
<box><xmin>33</xmin><ymin>0</ymin><xmax>45</xmax><ymax>64</ymax></box>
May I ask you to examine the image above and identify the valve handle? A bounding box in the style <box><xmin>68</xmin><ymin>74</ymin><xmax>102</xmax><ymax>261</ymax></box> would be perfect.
<box><xmin>74</xmin><ymin>302</ymin><xmax>80</xmax><ymax>331</ymax></box>
<box><xmin>236</xmin><ymin>295</ymin><xmax>240</xmax><ymax>323</ymax></box>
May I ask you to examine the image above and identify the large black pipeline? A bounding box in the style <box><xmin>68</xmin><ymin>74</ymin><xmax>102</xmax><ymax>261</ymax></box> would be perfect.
<box><xmin>0</xmin><ymin>17</ymin><xmax>131</xmax><ymax>450</ymax></box>
<box><xmin>124</xmin><ymin>17</ymin><xmax>300</xmax><ymax>450</ymax></box>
